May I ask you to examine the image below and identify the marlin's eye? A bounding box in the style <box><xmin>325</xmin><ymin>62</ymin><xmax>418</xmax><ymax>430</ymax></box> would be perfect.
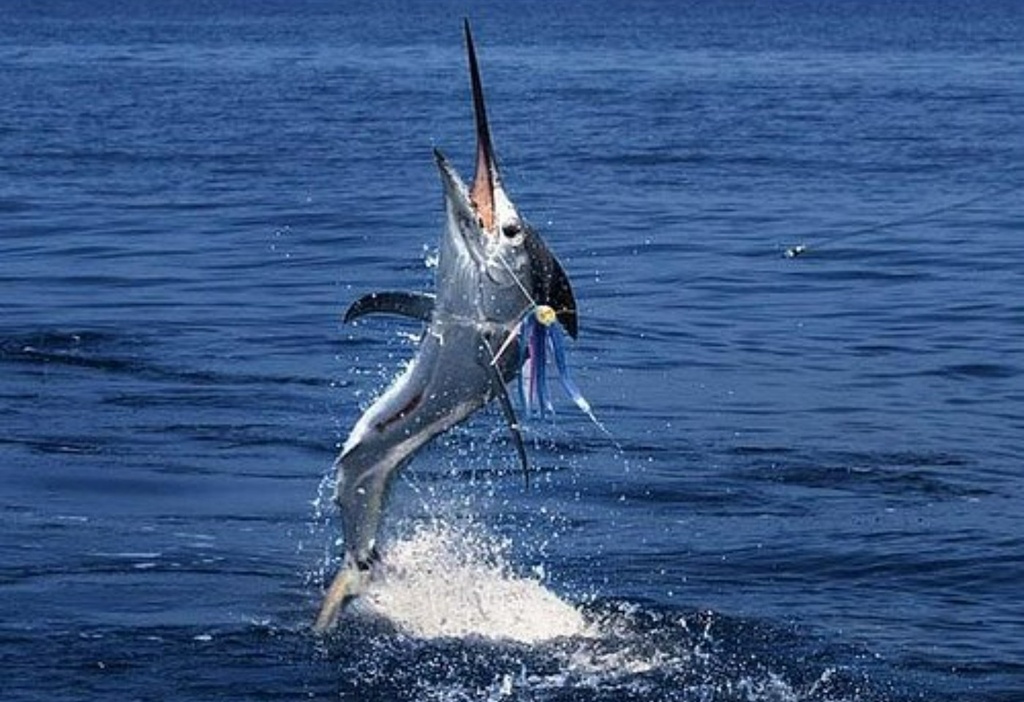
<box><xmin>502</xmin><ymin>223</ymin><xmax>522</xmax><ymax>239</ymax></box>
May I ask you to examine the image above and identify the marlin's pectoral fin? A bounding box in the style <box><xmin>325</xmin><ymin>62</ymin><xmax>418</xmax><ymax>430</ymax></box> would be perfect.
<box><xmin>489</xmin><ymin>365</ymin><xmax>530</xmax><ymax>485</ymax></box>
<box><xmin>549</xmin><ymin>257</ymin><xmax>578</xmax><ymax>339</ymax></box>
<box><xmin>344</xmin><ymin>291</ymin><xmax>436</xmax><ymax>324</ymax></box>
<box><xmin>526</xmin><ymin>236</ymin><xmax>579</xmax><ymax>340</ymax></box>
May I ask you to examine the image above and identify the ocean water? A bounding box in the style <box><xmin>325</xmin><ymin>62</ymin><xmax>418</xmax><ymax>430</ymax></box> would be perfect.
<box><xmin>2</xmin><ymin>1</ymin><xmax>1023</xmax><ymax>700</ymax></box>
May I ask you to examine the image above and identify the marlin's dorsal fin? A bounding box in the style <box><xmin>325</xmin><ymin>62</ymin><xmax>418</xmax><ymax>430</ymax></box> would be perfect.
<box><xmin>344</xmin><ymin>292</ymin><xmax>435</xmax><ymax>324</ymax></box>
<box><xmin>489</xmin><ymin>364</ymin><xmax>530</xmax><ymax>485</ymax></box>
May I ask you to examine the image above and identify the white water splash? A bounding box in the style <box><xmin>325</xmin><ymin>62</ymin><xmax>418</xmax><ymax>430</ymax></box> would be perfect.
<box><xmin>310</xmin><ymin>518</ymin><xmax>860</xmax><ymax>701</ymax></box>
<box><xmin>355</xmin><ymin>520</ymin><xmax>591</xmax><ymax>644</ymax></box>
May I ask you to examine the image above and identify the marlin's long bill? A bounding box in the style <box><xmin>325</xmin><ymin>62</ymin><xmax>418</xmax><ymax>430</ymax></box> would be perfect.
<box><xmin>465</xmin><ymin>19</ymin><xmax>499</xmax><ymax>232</ymax></box>
<box><xmin>462</xmin><ymin>19</ymin><xmax>578</xmax><ymax>337</ymax></box>
<box><xmin>315</xmin><ymin>20</ymin><xmax>581</xmax><ymax>633</ymax></box>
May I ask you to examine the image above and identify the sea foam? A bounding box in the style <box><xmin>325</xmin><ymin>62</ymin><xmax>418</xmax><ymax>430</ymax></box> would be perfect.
<box><xmin>356</xmin><ymin>520</ymin><xmax>590</xmax><ymax>644</ymax></box>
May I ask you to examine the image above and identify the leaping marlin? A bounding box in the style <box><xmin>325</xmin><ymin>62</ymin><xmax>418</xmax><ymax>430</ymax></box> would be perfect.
<box><xmin>314</xmin><ymin>21</ymin><xmax>578</xmax><ymax>632</ymax></box>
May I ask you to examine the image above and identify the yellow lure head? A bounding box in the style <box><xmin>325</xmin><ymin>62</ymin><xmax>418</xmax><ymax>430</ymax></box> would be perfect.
<box><xmin>534</xmin><ymin>304</ymin><xmax>557</xmax><ymax>327</ymax></box>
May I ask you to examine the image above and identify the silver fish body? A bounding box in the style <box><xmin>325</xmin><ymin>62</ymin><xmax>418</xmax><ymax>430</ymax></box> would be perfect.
<box><xmin>315</xmin><ymin>21</ymin><xmax>576</xmax><ymax>632</ymax></box>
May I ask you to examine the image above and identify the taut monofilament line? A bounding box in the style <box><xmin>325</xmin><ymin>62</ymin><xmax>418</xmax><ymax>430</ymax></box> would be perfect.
<box><xmin>784</xmin><ymin>181</ymin><xmax>1023</xmax><ymax>258</ymax></box>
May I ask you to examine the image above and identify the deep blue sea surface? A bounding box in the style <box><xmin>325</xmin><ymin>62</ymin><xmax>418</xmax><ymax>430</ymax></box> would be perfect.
<box><xmin>2</xmin><ymin>1</ymin><xmax>1023</xmax><ymax>700</ymax></box>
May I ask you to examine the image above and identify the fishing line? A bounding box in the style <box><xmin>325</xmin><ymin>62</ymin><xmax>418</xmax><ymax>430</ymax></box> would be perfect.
<box><xmin>488</xmin><ymin>251</ymin><xmax>537</xmax><ymax>367</ymax></box>
<box><xmin>783</xmin><ymin>181</ymin><xmax>1023</xmax><ymax>259</ymax></box>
